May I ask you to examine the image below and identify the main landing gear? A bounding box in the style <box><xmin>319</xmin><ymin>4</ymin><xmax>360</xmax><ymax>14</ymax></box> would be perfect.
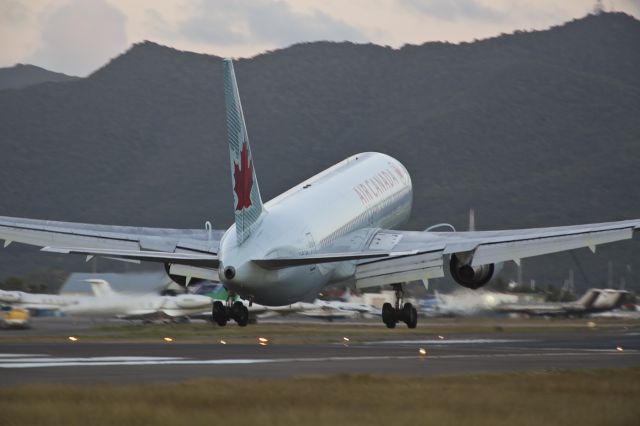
<box><xmin>212</xmin><ymin>294</ymin><xmax>249</xmax><ymax>327</ymax></box>
<box><xmin>382</xmin><ymin>284</ymin><xmax>417</xmax><ymax>329</ymax></box>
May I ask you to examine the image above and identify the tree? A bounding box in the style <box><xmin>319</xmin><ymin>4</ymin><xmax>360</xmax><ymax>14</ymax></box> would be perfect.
<box><xmin>1</xmin><ymin>277</ymin><xmax>25</xmax><ymax>291</ymax></box>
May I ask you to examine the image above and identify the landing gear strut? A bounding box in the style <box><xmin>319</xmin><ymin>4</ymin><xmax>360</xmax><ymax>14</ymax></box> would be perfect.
<box><xmin>211</xmin><ymin>292</ymin><xmax>249</xmax><ymax>327</ymax></box>
<box><xmin>382</xmin><ymin>284</ymin><xmax>417</xmax><ymax>329</ymax></box>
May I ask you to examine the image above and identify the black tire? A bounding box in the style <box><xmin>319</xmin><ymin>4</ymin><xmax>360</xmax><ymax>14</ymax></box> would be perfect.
<box><xmin>408</xmin><ymin>307</ymin><xmax>418</xmax><ymax>329</ymax></box>
<box><xmin>212</xmin><ymin>301</ymin><xmax>227</xmax><ymax>326</ymax></box>
<box><xmin>232</xmin><ymin>301</ymin><xmax>249</xmax><ymax>327</ymax></box>
<box><xmin>403</xmin><ymin>303</ymin><xmax>418</xmax><ymax>329</ymax></box>
<box><xmin>382</xmin><ymin>302</ymin><xmax>396</xmax><ymax>328</ymax></box>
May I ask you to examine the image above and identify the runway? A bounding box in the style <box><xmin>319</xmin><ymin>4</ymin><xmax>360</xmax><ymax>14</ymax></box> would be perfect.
<box><xmin>1</xmin><ymin>328</ymin><xmax>639</xmax><ymax>386</ymax></box>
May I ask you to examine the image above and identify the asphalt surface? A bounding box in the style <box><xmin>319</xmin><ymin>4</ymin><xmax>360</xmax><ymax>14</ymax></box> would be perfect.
<box><xmin>1</xmin><ymin>328</ymin><xmax>639</xmax><ymax>386</ymax></box>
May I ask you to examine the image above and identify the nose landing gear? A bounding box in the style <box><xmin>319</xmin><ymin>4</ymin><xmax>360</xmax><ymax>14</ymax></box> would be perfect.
<box><xmin>382</xmin><ymin>284</ymin><xmax>418</xmax><ymax>329</ymax></box>
<box><xmin>211</xmin><ymin>293</ymin><xmax>249</xmax><ymax>327</ymax></box>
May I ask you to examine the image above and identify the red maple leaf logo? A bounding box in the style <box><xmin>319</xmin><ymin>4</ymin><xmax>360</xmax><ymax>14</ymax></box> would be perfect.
<box><xmin>233</xmin><ymin>142</ymin><xmax>253</xmax><ymax>211</ymax></box>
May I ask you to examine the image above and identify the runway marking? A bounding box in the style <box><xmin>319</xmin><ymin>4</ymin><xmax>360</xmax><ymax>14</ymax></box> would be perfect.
<box><xmin>0</xmin><ymin>350</ymin><xmax>637</xmax><ymax>369</ymax></box>
<box><xmin>0</xmin><ymin>353</ymin><xmax>46</xmax><ymax>358</ymax></box>
<box><xmin>0</xmin><ymin>356</ymin><xmax>184</xmax><ymax>363</ymax></box>
<box><xmin>363</xmin><ymin>339</ymin><xmax>533</xmax><ymax>345</ymax></box>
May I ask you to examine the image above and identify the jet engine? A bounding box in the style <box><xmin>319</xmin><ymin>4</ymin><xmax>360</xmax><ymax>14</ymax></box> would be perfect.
<box><xmin>449</xmin><ymin>253</ymin><xmax>495</xmax><ymax>290</ymax></box>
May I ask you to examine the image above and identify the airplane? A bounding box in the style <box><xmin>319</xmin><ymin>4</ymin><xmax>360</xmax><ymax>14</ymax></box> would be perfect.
<box><xmin>494</xmin><ymin>288</ymin><xmax>631</xmax><ymax>317</ymax></box>
<box><xmin>311</xmin><ymin>299</ymin><xmax>382</xmax><ymax>317</ymax></box>
<box><xmin>1</xmin><ymin>58</ymin><xmax>639</xmax><ymax>329</ymax></box>
<box><xmin>297</xmin><ymin>303</ymin><xmax>362</xmax><ymax>321</ymax></box>
<box><xmin>0</xmin><ymin>288</ymin><xmax>83</xmax><ymax>311</ymax></box>
<box><xmin>0</xmin><ymin>280</ymin><xmax>213</xmax><ymax>321</ymax></box>
<box><xmin>420</xmin><ymin>289</ymin><xmax>518</xmax><ymax>317</ymax></box>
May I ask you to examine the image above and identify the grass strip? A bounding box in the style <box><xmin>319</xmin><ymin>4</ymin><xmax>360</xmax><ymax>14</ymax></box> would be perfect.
<box><xmin>1</xmin><ymin>368</ymin><xmax>639</xmax><ymax>426</ymax></box>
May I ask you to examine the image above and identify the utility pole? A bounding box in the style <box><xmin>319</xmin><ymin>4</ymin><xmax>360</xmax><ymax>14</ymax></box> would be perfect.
<box><xmin>517</xmin><ymin>260</ymin><xmax>523</xmax><ymax>287</ymax></box>
<box><xmin>468</xmin><ymin>208</ymin><xmax>475</xmax><ymax>232</ymax></box>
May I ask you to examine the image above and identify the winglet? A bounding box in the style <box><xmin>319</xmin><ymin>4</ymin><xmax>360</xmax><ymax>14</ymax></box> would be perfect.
<box><xmin>223</xmin><ymin>58</ymin><xmax>264</xmax><ymax>245</ymax></box>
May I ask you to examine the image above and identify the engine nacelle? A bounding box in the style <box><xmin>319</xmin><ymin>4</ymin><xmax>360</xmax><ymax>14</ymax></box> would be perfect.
<box><xmin>449</xmin><ymin>254</ymin><xmax>495</xmax><ymax>289</ymax></box>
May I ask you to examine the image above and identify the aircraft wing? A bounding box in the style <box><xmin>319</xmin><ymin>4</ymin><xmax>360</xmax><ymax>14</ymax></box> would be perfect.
<box><xmin>0</xmin><ymin>216</ymin><xmax>222</xmax><ymax>268</ymax></box>
<box><xmin>252</xmin><ymin>219</ymin><xmax>640</xmax><ymax>289</ymax></box>
<box><xmin>354</xmin><ymin>218</ymin><xmax>640</xmax><ymax>288</ymax></box>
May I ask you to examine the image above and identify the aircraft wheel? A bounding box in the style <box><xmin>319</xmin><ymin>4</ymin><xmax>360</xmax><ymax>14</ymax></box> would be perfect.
<box><xmin>382</xmin><ymin>302</ymin><xmax>396</xmax><ymax>328</ymax></box>
<box><xmin>403</xmin><ymin>303</ymin><xmax>418</xmax><ymax>329</ymax></box>
<box><xmin>212</xmin><ymin>301</ymin><xmax>228</xmax><ymax>326</ymax></box>
<box><xmin>231</xmin><ymin>301</ymin><xmax>249</xmax><ymax>327</ymax></box>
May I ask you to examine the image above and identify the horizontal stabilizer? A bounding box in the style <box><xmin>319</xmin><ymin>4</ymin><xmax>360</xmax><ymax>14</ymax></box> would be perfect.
<box><xmin>42</xmin><ymin>246</ymin><xmax>219</xmax><ymax>267</ymax></box>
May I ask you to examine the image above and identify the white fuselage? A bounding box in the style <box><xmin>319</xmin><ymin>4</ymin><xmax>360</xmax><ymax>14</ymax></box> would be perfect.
<box><xmin>0</xmin><ymin>289</ymin><xmax>212</xmax><ymax>319</ymax></box>
<box><xmin>219</xmin><ymin>152</ymin><xmax>412</xmax><ymax>305</ymax></box>
<box><xmin>0</xmin><ymin>290</ymin><xmax>83</xmax><ymax>310</ymax></box>
<box><xmin>61</xmin><ymin>293</ymin><xmax>212</xmax><ymax>318</ymax></box>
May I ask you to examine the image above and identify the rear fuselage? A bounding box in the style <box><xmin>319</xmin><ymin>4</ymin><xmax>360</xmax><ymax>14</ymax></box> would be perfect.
<box><xmin>218</xmin><ymin>152</ymin><xmax>412</xmax><ymax>305</ymax></box>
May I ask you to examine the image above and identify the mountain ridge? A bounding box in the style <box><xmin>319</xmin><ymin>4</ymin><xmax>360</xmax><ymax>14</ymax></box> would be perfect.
<box><xmin>0</xmin><ymin>64</ymin><xmax>80</xmax><ymax>90</ymax></box>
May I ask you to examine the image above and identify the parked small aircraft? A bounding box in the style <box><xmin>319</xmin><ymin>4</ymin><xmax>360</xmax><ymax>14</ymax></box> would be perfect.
<box><xmin>0</xmin><ymin>280</ymin><xmax>213</xmax><ymax>321</ymax></box>
<box><xmin>494</xmin><ymin>288</ymin><xmax>631</xmax><ymax>317</ymax></box>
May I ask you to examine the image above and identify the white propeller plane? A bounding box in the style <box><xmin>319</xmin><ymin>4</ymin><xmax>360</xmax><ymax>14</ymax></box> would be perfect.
<box><xmin>1</xmin><ymin>59</ymin><xmax>638</xmax><ymax>328</ymax></box>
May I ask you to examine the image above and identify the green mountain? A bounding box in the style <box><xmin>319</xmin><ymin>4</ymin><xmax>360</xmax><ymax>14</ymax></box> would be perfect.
<box><xmin>0</xmin><ymin>64</ymin><xmax>79</xmax><ymax>91</ymax></box>
<box><xmin>0</xmin><ymin>12</ymin><xmax>639</xmax><ymax>291</ymax></box>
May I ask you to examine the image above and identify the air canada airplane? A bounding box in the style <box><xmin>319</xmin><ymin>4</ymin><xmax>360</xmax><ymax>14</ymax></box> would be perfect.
<box><xmin>1</xmin><ymin>59</ymin><xmax>639</xmax><ymax>329</ymax></box>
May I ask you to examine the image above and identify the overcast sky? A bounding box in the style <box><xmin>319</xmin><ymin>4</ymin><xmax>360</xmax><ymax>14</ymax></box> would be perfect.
<box><xmin>1</xmin><ymin>0</ymin><xmax>639</xmax><ymax>76</ymax></box>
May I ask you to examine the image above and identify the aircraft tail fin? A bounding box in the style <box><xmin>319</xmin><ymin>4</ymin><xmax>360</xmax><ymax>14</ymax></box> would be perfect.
<box><xmin>576</xmin><ymin>288</ymin><xmax>601</xmax><ymax>308</ymax></box>
<box><xmin>223</xmin><ymin>58</ymin><xmax>264</xmax><ymax>245</ymax></box>
<box><xmin>85</xmin><ymin>279</ymin><xmax>116</xmax><ymax>297</ymax></box>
